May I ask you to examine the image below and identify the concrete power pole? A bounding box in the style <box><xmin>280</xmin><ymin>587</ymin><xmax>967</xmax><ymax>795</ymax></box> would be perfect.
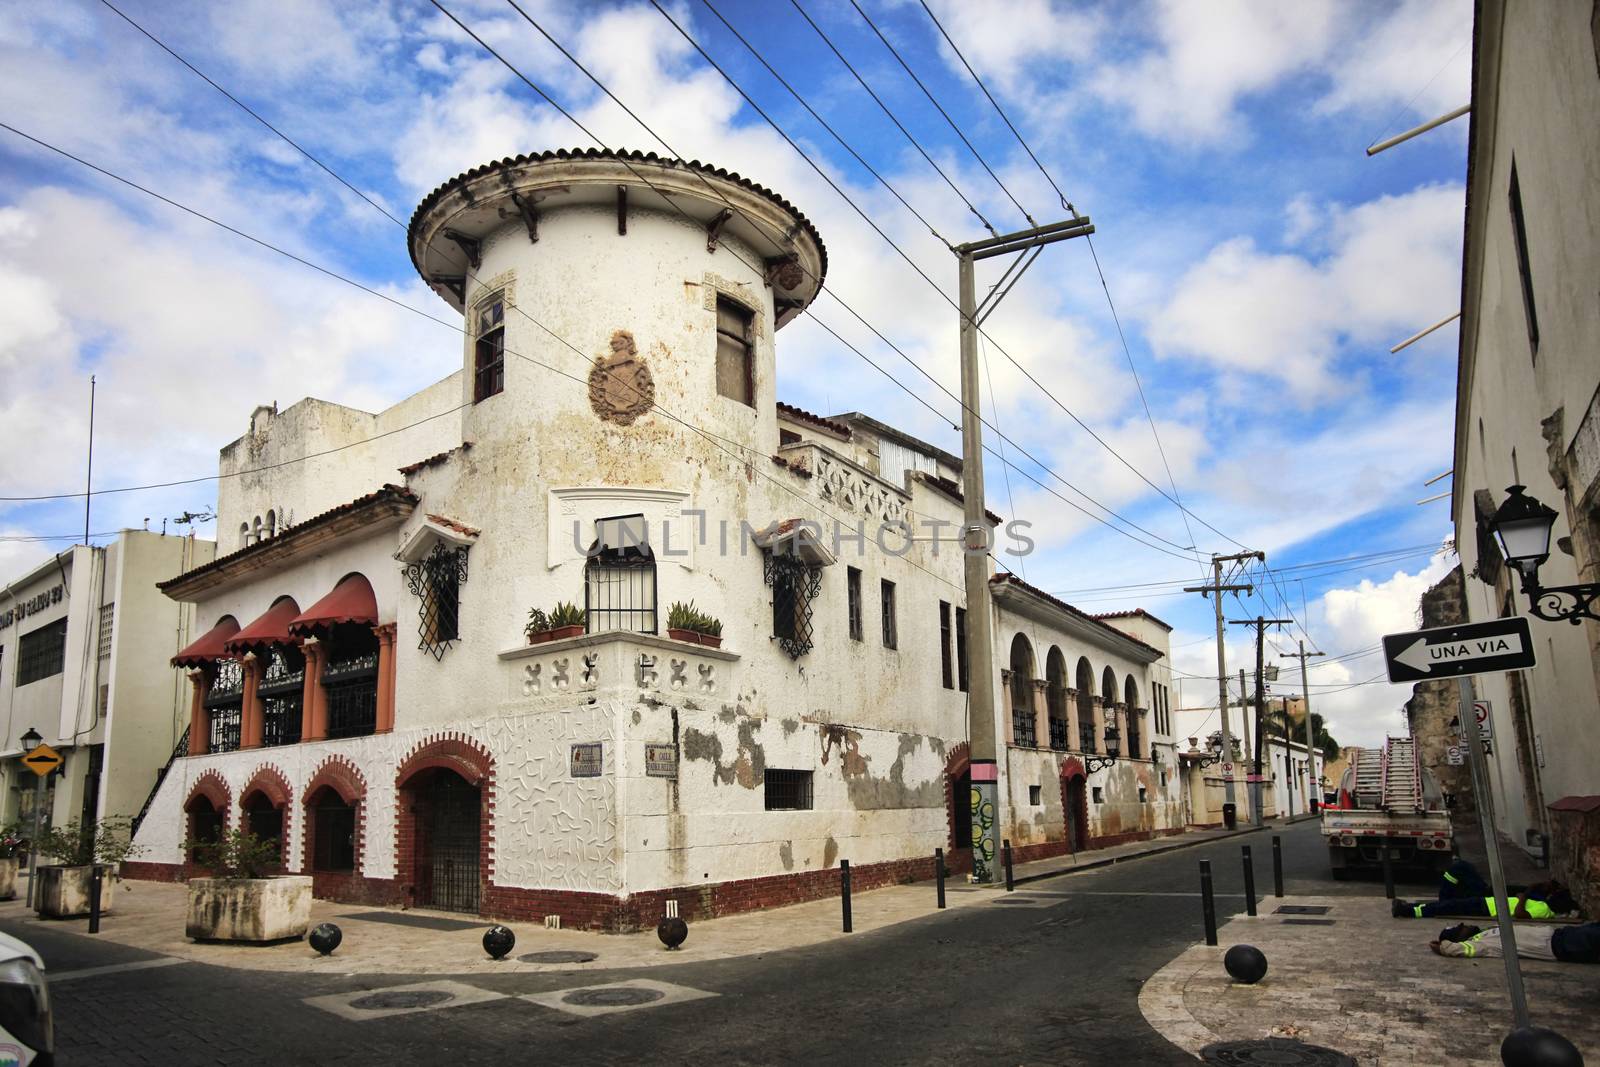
<box><xmin>1230</xmin><ymin>615</ymin><xmax>1291</xmax><ymax>826</ymax></box>
<box><xmin>1282</xmin><ymin>640</ymin><xmax>1325</xmax><ymax>811</ymax></box>
<box><xmin>956</xmin><ymin>216</ymin><xmax>1092</xmax><ymax>881</ymax></box>
<box><xmin>1186</xmin><ymin>553</ymin><xmax>1257</xmax><ymax>823</ymax></box>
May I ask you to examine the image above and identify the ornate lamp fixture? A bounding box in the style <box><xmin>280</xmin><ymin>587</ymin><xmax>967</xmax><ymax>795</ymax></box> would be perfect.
<box><xmin>1194</xmin><ymin>735</ymin><xmax>1224</xmax><ymax>770</ymax></box>
<box><xmin>1085</xmin><ymin>724</ymin><xmax>1120</xmax><ymax>773</ymax></box>
<box><xmin>1489</xmin><ymin>485</ymin><xmax>1598</xmax><ymax>623</ymax></box>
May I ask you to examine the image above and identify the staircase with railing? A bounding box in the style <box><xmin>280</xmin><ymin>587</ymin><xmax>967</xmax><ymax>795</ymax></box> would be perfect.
<box><xmin>131</xmin><ymin>726</ymin><xmax>189</xmax><ymax>839</ymax></box>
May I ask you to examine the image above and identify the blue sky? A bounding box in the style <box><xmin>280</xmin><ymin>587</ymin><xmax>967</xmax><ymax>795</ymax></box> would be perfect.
<box><xmin>0</xmin><ymin>0</ymin><xmax>1474</xmax><ymax>743</ymax></box>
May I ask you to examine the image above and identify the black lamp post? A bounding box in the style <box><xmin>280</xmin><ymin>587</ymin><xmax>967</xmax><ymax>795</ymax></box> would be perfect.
<box><xmin>1489</xmin><ymin>485</ymin><xmax>1598</xmax><ymax>623</ymax></box>
<box><xmin>1086</xmin><ymin>724</ymin><xmax>1119</xmax><ymax>773</ymax></box>
<box><xmin>19</xmin><ymin>727</ymin><xmax>41</xmax><ymax>750</ymax></box>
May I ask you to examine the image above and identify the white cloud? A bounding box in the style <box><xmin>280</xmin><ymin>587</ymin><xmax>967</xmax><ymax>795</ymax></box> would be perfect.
<box><xmin>1318</xmin><ymin>0</ymin><xmax>1473</xmax><ymax>126</ymax></box>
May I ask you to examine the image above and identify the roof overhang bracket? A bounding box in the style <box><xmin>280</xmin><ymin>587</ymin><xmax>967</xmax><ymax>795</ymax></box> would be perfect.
<box><xmin>429</xmin><ymin>275</ymin><xmax>466</xmax><ymax>304</ymax></box>
<box><xmin>509</xmin><ymin>192</ymin><xmax>540</xmax><ymax>243</ymax></box>
<box><xmin>616</xmin><ymin>185</ymin><xmax>628</xmax><ymax>236</ymax></box>
<box><xmin>706</xmin><ymin>208</ymin><xmax>734</xmax><ymax>252</ymax></box>
<box><xmin>443</xmin><ymin>229</ymin><xmax>481</xmax><ymax>270</ymax></box>
<box><xmin>764</xmin><ymin>253</ymin><xmax>803</xmax><ymax>290</ymax></box>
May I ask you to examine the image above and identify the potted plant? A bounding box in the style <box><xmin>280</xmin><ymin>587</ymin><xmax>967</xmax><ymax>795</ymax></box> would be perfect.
<box><xmin>525</xmin><ymin>602</ymin><xmax>585</xmax><ymax>644</ymax></box>
<box><xmin>0</xmin><ymin>823</ymin><xmax>25</xmax><ymax>901</ymax></box>
<box><xmin>33</xmin><ymin>817</ymin><xmax>141</xmax><ymax>919</ymax></box>
<box><xmin>667</xmin><ymin>601</ymin><xmax>723</xmax><ymax>649</ymax></box>
<box><xmin>184</xmin><ymin>828</ymin><xmax>312</xmax><ymax>943</ymax></box>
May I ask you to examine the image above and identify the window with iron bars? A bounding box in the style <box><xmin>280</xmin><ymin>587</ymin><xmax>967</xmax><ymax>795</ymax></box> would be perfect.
<box><xmin>955</xmin><ymin>607</ymin><xmax>968</xmax><ymax>692</ymax></box>
<box><xmin>205</xmin><ymin>659</ymin><xmax>244</xmax><ymax>753</ymax></box>
<box><xmin>766</xmin><ymin>551</ymin><xmax>822</xmax><ymax>659</ymax></box>
<box><xmin>1126</xmin><ymin>708</ymin><xmax>1141</xmax><ymax>761</ymax></box>
<box><xmin>764</xmin><ymin>768</ymin><xmax>813</xmax><ymax>810</ymax></box>
<box><xmin>258</xmin><ymin>646</ymin><xmax>304</xmax><ymax>748</ymax></box>
<box><xmin>1078</xmin><ymin>699</ymin><xmax>1098</xmax><ymax>753</ymax></box>
<box><xmin>880</xmin><ymin>579</ymin><xmax>897</xmax><ymax>649</ymax></box>
<box><xmin>585</xmin><ymin>517</ymin><xmax>657</xmax><ymax>634</ymax></box>
<box><xmin>846</xmin><ymin>566</ymin><xmax>863</xmax><ymax>642</ymax></box>
<box><xmin>97</xmin><ymin>603</ymin><xmax>114</xmax><ymax>660</ymax></box>
<box><xmin>939</xmin><ymin>601</ymin><xmax>953</xmax><ymax>688</ymax></box>
<box><xmin>405</xmin><ymin>542</ymin><xmax>469</xmax><ymax>660</ymax></box>
<box><xmin>473</xmin><ymin>295</ymin><xmax>505</xmax><ymax>402</ymax></box>
<box><xmin>324</xmin><ymin>656</ymin><xmax>378</xmax><ymax>739</ymax></box>
<box><xmin>16</xmin><ymin>618</ymin><xmax>67</xmax><ymax>686</ymax></box>
<box><xmin>1009</xmin><ymin>670</ymin><xmax>1036</xmax><ymax>747</ymax></box>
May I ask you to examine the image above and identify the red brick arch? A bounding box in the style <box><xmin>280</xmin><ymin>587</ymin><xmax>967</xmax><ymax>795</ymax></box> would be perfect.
<box><xmin>395</xmin><ymin>734</ymin><xmax>496</xmax><ymax>913</ymax></box>
<box><xmin>301</xmin><ymin>755</ymin><xmax>366</xmax><ymax>806</ymax></box>
<box><xmin>241</xmin><ymin>764</ymin><xmax>292</xmax><ymax>809</ymax></box>
<box><xmin>943</xmin><ymin>742</ymin><xmax>971</xmax><ymax>856</ymax></box>
<box><xmin>395</xmin><ymin>734</ymin><xmax>493</xmax><ymax>788</ymax></box>
<box><xmin>185</xmin><ymin>770</ymin><xmax>232</xmax><ymax>817</ymax></box>
<box><xmin>1059</xmin><ymin>756</ymin><xmax>1088</xmax><ymax>853</ymax></box>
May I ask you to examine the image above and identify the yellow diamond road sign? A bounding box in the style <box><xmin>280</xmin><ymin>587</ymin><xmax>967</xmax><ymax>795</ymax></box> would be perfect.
<box><xmin>22</xmin><ymin>744</ymin><xmax>62</xmax><ymax>778</ymax></box>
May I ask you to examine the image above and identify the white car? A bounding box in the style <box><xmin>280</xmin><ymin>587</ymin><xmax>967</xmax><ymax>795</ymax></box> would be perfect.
<box><xmin>0</xmin><ymin>930</ymin><xmax>52</xmax><ymax>1066</ymax></box>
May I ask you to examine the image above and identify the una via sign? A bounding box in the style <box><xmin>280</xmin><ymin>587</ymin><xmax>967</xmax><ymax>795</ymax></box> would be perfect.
<box><xmin>1382</xmin><ymin>617</ymin><xmax>1536</xmax><ymax>683</ymax></box>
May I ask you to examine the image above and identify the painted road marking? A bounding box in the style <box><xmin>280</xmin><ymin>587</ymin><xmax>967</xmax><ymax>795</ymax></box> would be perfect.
<box><xmin>50</xmin><ymin>957</ymin><xmax>185</xmax><ymax>983</ymax></box>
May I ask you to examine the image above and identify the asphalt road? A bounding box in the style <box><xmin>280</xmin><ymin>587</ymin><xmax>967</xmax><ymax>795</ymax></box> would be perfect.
<box><xmin>10</xmin><ymin>819</ymin><xmax>1414</xmax><ymax>1066</ymax></box>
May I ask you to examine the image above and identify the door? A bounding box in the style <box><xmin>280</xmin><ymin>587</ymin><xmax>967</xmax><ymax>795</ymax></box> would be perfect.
<box><xmin>1065</xmin><ymin>776</ymin><xmax>1087</xmax><ymax>853</ymax></box>
<box><xmin>416</xmin><ymin>771</ymin><xmax>480</xmax><ymax>913</ymax></box>
<box><xmin>952</xmin><ymin>770</ymin><xmax>972</xmax><ymax>851</ymax></box>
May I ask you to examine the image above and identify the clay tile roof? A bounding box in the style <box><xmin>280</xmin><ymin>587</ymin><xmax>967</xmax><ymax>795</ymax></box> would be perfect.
<box><xmin>398</xmin><ymin>443</ymin><xmax>470</xmax><ymax>477</ymax></box>
<box><xmin>408</xmin><ymin>147</ymin><xmax>827</xmax><ymax>285</ymax></box>
<box><xmin>914</xmin><ymin>472</ymin><xmax>1003</xmax><ymax>525</ymax></box>
<box><xmin>1090</xmin><ymin>608</ymin><xmax>1175</xmax><ymax>632</ymax></box>
<box><xmin>426</xmin><ymin>514</ymin><xmax>480</xmax><ymax>538</ymax></box>
<box><xmin>989</xmin><ymin>572</ymin><xmax>1163</xmax><ymax>657</ymax></box>
<box><xmin>776</xmin><ymin>401</ymin><xmax>852</xmax><ymax>438</ymax></box>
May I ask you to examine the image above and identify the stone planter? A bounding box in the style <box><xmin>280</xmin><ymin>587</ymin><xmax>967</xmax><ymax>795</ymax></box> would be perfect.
<box><xmin>0</xmin><ymin>857</ymin><xmax>16</xmax><ymax>901</ymax></box>
<box><xmin>667</xmin><ymin>628</ymin><xmax>723</xmax><ymax>649</ymax></box>
<box><xmin>527</xmin><ymin>624</ymin><xmax>584</xmax><ymax>645</ymax></box>
<box><xmin>35</xmin><ymin>864</ymin><xmax>116</xmax><ymax>919</ymax></box>
<box><xmin>186</xmin><ymin>875</ymin><xmax>313</xmax><ymax>943</ymax></box>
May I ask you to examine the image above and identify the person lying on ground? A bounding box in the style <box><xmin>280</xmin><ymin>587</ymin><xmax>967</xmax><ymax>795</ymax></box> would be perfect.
<box><xmin>1429</xmin><ymin>921</ymin><xmax>1600</xmax><ymax>962</ymax></box>
<box><xmin>1394</xmin><ymin>884</ymin><xmax>1575</xmax><ymax>920</ymax></box>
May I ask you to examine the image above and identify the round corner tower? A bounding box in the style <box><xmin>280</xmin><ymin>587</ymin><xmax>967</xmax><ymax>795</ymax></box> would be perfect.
<box><xmin>408</xmin><ymin>148</ymin><xmax>827</xmax><ymax>484</ymax></box>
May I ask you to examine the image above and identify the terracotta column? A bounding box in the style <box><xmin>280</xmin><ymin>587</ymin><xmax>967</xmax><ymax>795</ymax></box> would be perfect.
<box><xmin>374</xmin><ymin>623</ymin><xmax>397</xmax><ymax>733</ymax></box>
<box><xmin>1090</xmin><ymin>697</ymin><xmax>1103</xmax><ymax>754</ymax></box>
<box><xmin>240</xmin><ymin>653</ymin><xmax>263</xmax><ymax>749</ymax></box>
<box><xmin>187</xmin><ymin>669</ymin><xmax>211</xmax><ymax>756</ymax></box>
<box><xmin>1032</xmin><ymin>678</ymin><xmax>1049</xmax><ymax>749</ymax></box>
<box><xmin>999</xmin><ymin>669</ymin><xmax>1015</xmax><ymax>745</ymax></box>
<box><xmin>301</xmin><ymin>638</ymin><xmax>326</xmax><ymax>741</ymax></box>
<box><xmin>1064</xmin><ymin>687</ymin><xmax>1078</xmax><ymax>751</ymax></box>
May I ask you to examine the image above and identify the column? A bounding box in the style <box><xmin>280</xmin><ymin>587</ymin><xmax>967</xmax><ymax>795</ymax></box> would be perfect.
<box><xmin>374</xmin><ymin>623</ymin><xmax>397</xmax><ymax>734</ymax></box>
<box><xmin>301</xmin><ymin>639</ymin><xmax>326</xmax><ymax>741</ymax></box>
<box><xmin>1090</xmin><ymin>697</ymin><xmax>1103</xmax><ymax>754</ymax></box>
<box><xmin>999</xmin><ymin>669</ymin><xmax>1015</xmax><ymax>745</ymax></box>
<box><xmin>1031</xmin><ymin>678</ymin><xmax>1049</xmax><ymax>749</ymax></box>
<box><xmin>240</xmin><ymin>653</ymin><xmax>263</xmax><ymax>749</ymax></box>
<box><xmin>1064</xmin><ymin>688</ymin><xmax>1078</xmax><ymax>752</ymax></box>
<box><xmin>187</xmin><ymin>669</ymin><xmax>211</xmax><ymax>756</ymax></box>
<box><xmin>1111</xmin><ymin>702</ymin><xmax>1127</xmax><ymax>756</ymax></box>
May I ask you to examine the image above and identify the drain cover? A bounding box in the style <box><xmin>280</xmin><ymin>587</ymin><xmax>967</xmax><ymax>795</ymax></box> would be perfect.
<box><xmin>562</xmin><ymin>986</ymin><xmax>665</xmax><ymax>1007</ymax></box>
<box><xmin>1274</xmin><ymin>905</ymin><xmax>1331</xmax><ymax>916</ymax></box>
<box><xmin>519</xmin><ymin>951</ymin><xmax>598</xmax><ymax>964</ymax></box>
<box><xmin>349</xmin><ymin>990</ymin><xmax>455</xmax><ymax>1011</ymax></box>
<box><xmin>1282</xmin><ymin>918</ymin><xmax>1336</xmax><ymax>926</ymax></box>
<box><xmin>1200</xmin><ymin>1039</ymin><xmax>1356</xmax><ymax>1065</ymax></box>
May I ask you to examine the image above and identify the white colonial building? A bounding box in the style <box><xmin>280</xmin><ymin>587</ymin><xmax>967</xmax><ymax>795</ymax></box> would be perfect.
<box><xmin>128</xmin><ymin>149</ymin><xmax>1182</xmax><ymax>928</ymax></box>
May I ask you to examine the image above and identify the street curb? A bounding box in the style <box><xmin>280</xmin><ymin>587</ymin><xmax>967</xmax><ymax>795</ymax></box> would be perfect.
<box><xmin>1013</xmin><ymin>823</ymin><xmax>1276</xmax><ymax>887</ymax></box>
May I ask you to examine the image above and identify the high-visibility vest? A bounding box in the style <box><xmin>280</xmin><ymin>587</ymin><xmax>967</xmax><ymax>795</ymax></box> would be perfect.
<box><xmin>1485</xmin><ymin>896</ymin><xmax>1554</xmax><ymax>919</ymax></box>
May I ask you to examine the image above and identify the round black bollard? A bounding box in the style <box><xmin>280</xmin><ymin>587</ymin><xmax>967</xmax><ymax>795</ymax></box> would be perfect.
<box><xmin>1223</xmin><ymin>944</ymin><xmax>1268</xmax><ymax>985</ymax></box>
<box><xmin>1501</xmin><ymin>1027</ymin><xmax>1583</xmax><ymax>1067</ymax></box>
<box><xmin>482</xmin><ymin>925</ymin><xmax>516</xmax><ymax>960</ymax></box>
<box><xmin>657</xmin><ymin>915</ymin><xmax>688</xmax><ymax>950</ymax></box>
<box><xmin>308</xmin><ymin>922</ymin><xmax>343</xmax><ymax>956</ymax></box>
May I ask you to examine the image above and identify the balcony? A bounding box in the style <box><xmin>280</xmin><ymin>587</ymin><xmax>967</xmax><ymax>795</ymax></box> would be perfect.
<box><xmin>498</xmin><ymin>629</ymin><xmax>740</xmax><ymax>704</ymax></box>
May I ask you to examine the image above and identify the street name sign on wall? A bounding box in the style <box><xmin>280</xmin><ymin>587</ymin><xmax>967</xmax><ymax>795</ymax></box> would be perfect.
<box><xmin>1382</xmin><ymin>617</ymin><xmax>1536</xmax><ymax>684</ymax></box>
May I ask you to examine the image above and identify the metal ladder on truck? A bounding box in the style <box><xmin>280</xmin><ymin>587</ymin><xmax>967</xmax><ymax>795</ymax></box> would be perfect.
<box><xmin>1352</xmin><ymin>747</ymin><xmax>1385</xmax><ymax>809</ymax></box>
<box><xmin>1380</xmin><ymin>736</ymin><xmax>1423</xmax><ymax>812</ymax></box>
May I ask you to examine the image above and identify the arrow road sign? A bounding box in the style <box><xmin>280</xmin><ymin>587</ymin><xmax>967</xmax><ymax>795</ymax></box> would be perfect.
<box><xmin>1383</xmin><ymin>617</ymin><xmax>1536</xmax><ymax>683</ymax></box>
<box><xmin>21</xmin><ymin>743</ymin><xmax>62</xmax><ymax>778</ymax></box>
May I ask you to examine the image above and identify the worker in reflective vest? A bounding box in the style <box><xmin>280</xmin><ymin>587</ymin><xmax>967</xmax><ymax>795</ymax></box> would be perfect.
<box><xmin>1394</xmin><ymin>885</ymin><xmax>1574</xmax><ymax>920</ymax></box>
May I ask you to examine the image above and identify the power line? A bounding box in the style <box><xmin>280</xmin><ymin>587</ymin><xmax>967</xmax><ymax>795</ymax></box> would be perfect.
<box><xmin>848</xmin><ymin>0</ymin><xmax>1034</xmax><ymax>226</ymax></box>
<box><xmin>788</xmin><ymin>0</ymin><xmax>995</xmax><ymax>235</ymax></box>
<box><xmin>1047</xmin><ymin>544</ymin><xmax>1443</xmax><ymax>597</ymax></box>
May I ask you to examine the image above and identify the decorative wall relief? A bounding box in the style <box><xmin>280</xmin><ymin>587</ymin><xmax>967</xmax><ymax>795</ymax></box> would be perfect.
<box><xmin>523</xmin><ymin>662</ymin><xmax>542</xmax><ymax>696</ymax></box>
<box><xmin>587</xmin><ymin>330</ymin><xmax>655</xmax><ymax>425</ymax></box>
<box><xmin>580</xmin><ymin>653</ymin><xmax>599</xmax><ymax>690</ymax></box>
<box><xmin>552</xmin><ymin>657</ymin><xmax>570</xmax><ymax>691</ymax></box>
<box><xmin>698</xmin><ymin>663</ymin><xmax>715</xmax><ymax>693</ymax></box>
<box><xmin>816</xmin><ymin>452</ymin><xmax>907</xmax><ymax>524</ymax></box>
<box><xmin>636</xmin><ymin>653</ymin><xmax>658</xmax><ymax>689</ymax></box>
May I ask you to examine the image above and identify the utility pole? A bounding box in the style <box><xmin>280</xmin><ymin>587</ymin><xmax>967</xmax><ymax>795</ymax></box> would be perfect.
<box><xmin>1230</xmin><ymin>615</ymin><xmax>1292</xmax><ymax>826</ymax></box>
<box><xmin>1238</xmin><ymin>669</ymin><xmax>1250</xmax><ymax>820</ymax></box>
<box><xmin>1281</xmin><ymin>696</ymin><xmax>1293</xmax><ymax>818</ymax></box>
<box><xmin>956</xmin><ymin>215</ymin><xmax>1092</xmax><ymax>881</ymax></box>
<box><xmin>1185</xmin><ymin>553</ymin><xmax>1258</xmax><ymax>822</ymax></box>
<box><xmin>1281</xmin><ymin>640</ymin><xmax>1325</xmax><ymax>811</ymax></box>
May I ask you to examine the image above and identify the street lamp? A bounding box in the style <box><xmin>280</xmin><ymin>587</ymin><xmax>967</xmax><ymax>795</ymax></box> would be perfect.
<box><xmin>1489</xmin><ymin>485</ymin><xmax>1598</xmax><ymax>623</ymax></box>
<box><xmin>1086</xmin><ymin>724</ymin><xmax>1119</xmax><ymax>773</ymax></box>
<box><xmin>19</xmin><ymin>727</ymin><xmax>40</xmax><ymax>750</ymax></box>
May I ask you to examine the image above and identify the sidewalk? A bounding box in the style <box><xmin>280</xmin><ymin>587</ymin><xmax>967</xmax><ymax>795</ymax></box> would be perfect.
<box><xmin>0</xmin><ymin>824</ymin><xmax>1264</xmax><ymax>977</ymax></box>
<box><xmin>1138</xmin><ymin>892</ymin><xmax>1600</xmax><ymax>1065</ymax></box>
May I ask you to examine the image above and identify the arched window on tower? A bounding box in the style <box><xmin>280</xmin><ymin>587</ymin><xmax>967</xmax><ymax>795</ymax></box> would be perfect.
<box><xmin>585</xmin><ymin>514</ymin><xmax>657</xmax><ymax>634</ymax></box>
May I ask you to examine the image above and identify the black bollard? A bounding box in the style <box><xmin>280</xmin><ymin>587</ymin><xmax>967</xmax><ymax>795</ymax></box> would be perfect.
<box><xmin>935</xmin><ymin>848</ymin><xmax>946</xmax><ymax>910</ymax></box>
<box><xmin>1272</xmin><ymin>835</ymin><xmax>1284</xmax><ymax>898</ymax></box>
<box><xmin>1200</xmin><ymin>860</ymin><xmax>1218</xmax><ymax>946</ymax></box>
<box><xmin>1003</xmin><ymin>839</ymin><xmax>1015</xmax><ymax>892</ymax></box>
<box><xmin>88</xmin><ymin>864</ymin><xmax>102</xmax><ymax>935</ymax></box>
<box><xmin>840</xmin><ymin>859</ymin><xmax>852</xmax><ymax>933</ymax></box>
<box><xmin>1382</xmin><ymin>840</ymin><xmax>1396</xmax><ymax>900</ymax></box>
<box><xmin>1242</xmin><ymin>845</ymin><xmax>1257</xmax><ymax>916</ymax></box>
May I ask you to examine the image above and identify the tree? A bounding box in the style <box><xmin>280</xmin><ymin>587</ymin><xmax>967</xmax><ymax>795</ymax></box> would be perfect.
<box><xmin>1264</xmin><ymin>706</ymin><xmax>1341</xmax><ymax>762</ymax></box>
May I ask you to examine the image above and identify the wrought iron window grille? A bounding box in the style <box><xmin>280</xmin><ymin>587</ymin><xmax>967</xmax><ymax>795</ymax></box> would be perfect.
<box><xmin>585</xmin><ymin>537</ymin><xmax>658</xmax><ymax>634</ymax></box>
<box><xmin>1078</xmin><ymin>709</ymin><xmax>1097</xmax><ymax>753</ymax></box>
<box><xmin>764</xmin><ymin>550</ymin><xmax>822</xmax><ymax>659</ymax></box>
<box><xmin>323</xmin><ymin>652</ymin><xmax>379</xmax><ymax>683</ymax></box>
<box><xmin>405</xmin><ymin>542</ymin><xmax>469</xmax><ymax>660</ymax></box>
<box><xmin>1049</xmin><ymin>718</ymin><xmax>1069</xmax><ymax>750</ymax></box>
<box><xmin>257</xmin><ymin>648</ymin><xmax>304</xmax><ymax>695</ymax></box>
<box><xmin>208</xmin><ymin>705</ymin><xmax>242</xmax><ymax>753</ymax></box>
<box><xmin>1012</xmin><ymin>707</ymin><xmax>1037</xmax><ymax>748</ymax></box>
<box><xmin>764</xmin><ymin>768</ymin><xmax>813</xmax><ymax>810</ymax></box>
<box><xmin>325</xmin><ymin>673</ymin><xmax>377</xmax><ymax>739</ymax></box>
<box><xmin>206</xmin><ymin>658</ymin><xmax>245</xmax><ymax>701</ymax></box>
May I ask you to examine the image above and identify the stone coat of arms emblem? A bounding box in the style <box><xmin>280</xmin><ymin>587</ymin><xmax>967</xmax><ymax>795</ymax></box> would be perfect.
<box><xmin>587</xmin><ymin>329</ymin><xmax>655</xmax><ymax>425</ymax></box>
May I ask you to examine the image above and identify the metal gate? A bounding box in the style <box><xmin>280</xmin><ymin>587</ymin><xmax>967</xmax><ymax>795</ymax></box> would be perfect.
<box><xmin>419</xmin><ymin>773</ymin><xmax>480</xmax><ymax>913</ymax></box>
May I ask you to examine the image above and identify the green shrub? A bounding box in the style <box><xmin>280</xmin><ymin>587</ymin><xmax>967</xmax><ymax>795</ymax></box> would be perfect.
<box><xmin>35</xmin><ymin>817</ymin><xmax>143</xmax><ymax>867</ymax></box>
<box><xmin>667</xmin><ymin>601</ymin><xmax>721</xmax><ymax>637</ymax></box>
<box><xmin>548</xmin><ymin>601</ymin><xmax>585</xmax><ymax>628</ymax></box>
<box><xmin>524</xmin><ymin>607</ymin><xmax>550</xmax><ymax>637</ymax></box>
<box><xmin>184</xmin><ymin>828</ymin><xmax>280</xmax><ymax>881</ymax></box>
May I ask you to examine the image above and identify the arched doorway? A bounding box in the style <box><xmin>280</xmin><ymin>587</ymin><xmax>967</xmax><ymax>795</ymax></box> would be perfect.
<box><xmin>1061</xmin><ymin>766</ymin><xmax>1088</xmax><ymax>853</ymax></box>
<box><xmin>1008</xmin><ymin>634</ymin><xmax>1036</xmax><ymax>747</ymax></box>
<box><xmin>1101</xmin><ymin>666</ymin><xmax>1121</xmax><ymax>755</ymax></box>
<box><xmin>1075</xmin><ymin>657</ymin><xmax>1096</xmax><ymax>752</ymax></box>
<box><xmin>944</xmin><ymin>743</ymin><xmax>972</xmax><ymax>858</ymax></box>
<box><xmin>1124</xmin><ymin>676</ymin><xmax>1142</xmax><ymax>762</ymax></box>
<box><xmin>241</xmin><ymin>792</ymin><xmax>284</xmax><ymax>857</ymax></box>
<box><xmin>408</xmin><ymin>769</ymin><xmax>481</xmax><ymax>913</ymax></box>
<box><xmin>186</xmin><ymin>796</ymin><xmax>223</xmax><ymax>864</ymax></box>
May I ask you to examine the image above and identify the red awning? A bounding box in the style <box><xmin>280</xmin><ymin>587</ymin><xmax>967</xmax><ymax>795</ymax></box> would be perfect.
<box><xmin>287</xmin><ymin>575</ymin><xmax>378</xmax><ymax>636</ymax></box>
<box><xmin>224</xmin><ymin>598</ymin><xmax>303</xmax><ymax>654</ymax></box>
<box><xmin>171</xmin><ymin>616</ymin><xmax>241</xmax><ymax>667</ymax></box>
